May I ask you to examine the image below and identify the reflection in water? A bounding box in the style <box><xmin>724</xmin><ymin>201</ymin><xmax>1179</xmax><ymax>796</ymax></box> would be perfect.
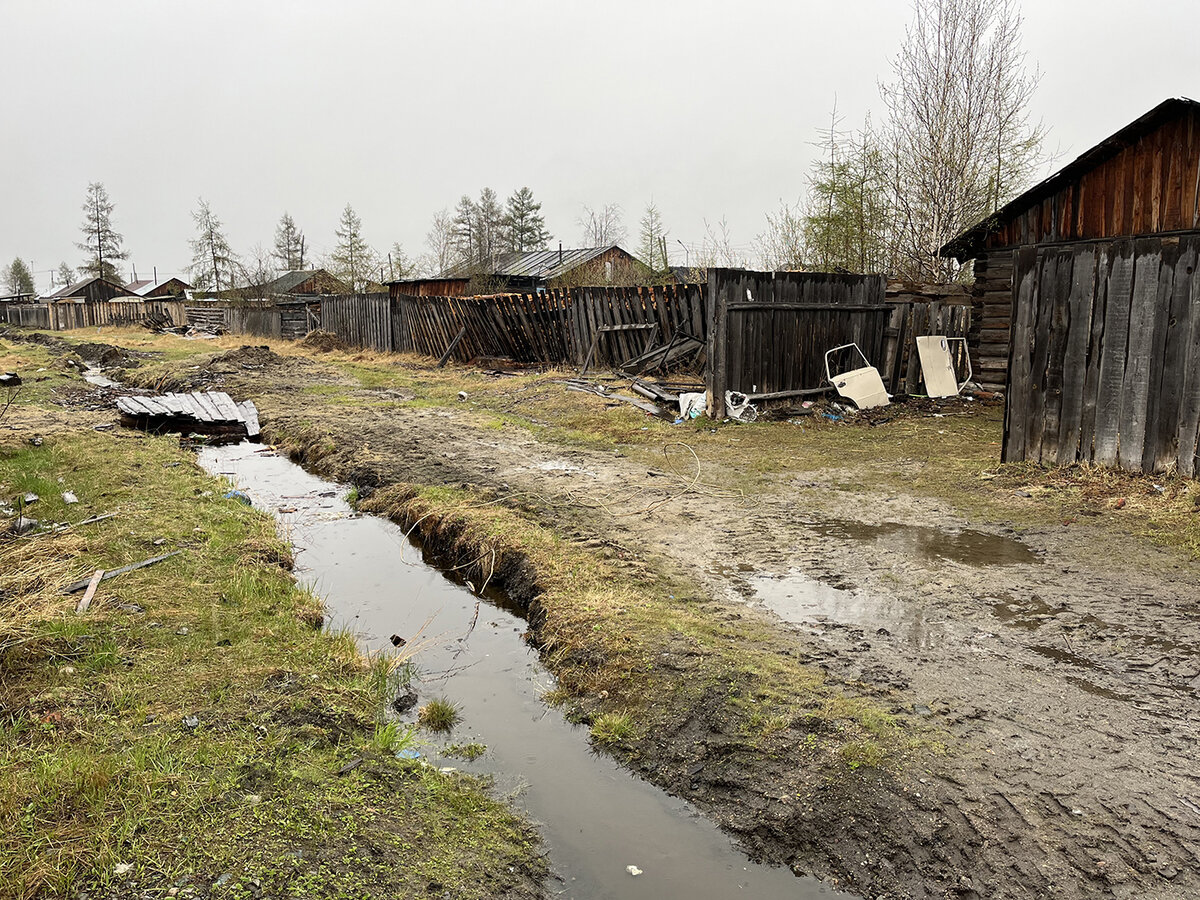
<box><xmin>811</xmin><ymin>520</ymin><xmax>1038</xmax><ymax>566</ymax></box>
<box><xmin>197</xmin><ymin>444</ymin><xmax>846</xmax><ymax>900</ymax></box>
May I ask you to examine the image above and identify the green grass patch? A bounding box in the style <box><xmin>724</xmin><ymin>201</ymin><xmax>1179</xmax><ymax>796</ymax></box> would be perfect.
<box><xmin>0</xmin><ymin>431</ymin><xmax>543</xmax><ymax>899</ymax></box>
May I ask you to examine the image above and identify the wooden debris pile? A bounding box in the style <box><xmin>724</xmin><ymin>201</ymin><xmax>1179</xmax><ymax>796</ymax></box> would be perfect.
<box><xmin>116</xmin><ymin>391</ymin><xmax>260</xmax><ymax>441</ymax></box>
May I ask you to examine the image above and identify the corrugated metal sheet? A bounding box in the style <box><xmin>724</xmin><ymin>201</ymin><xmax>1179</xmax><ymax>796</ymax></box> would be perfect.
<box><xmin>441</xmin><ymin>245</ymin><xmax>631</xmax><ymax>280</ymax></box>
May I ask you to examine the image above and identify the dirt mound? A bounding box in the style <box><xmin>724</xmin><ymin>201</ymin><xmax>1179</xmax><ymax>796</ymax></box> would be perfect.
<box><xmin>300</xmin><ymin>331</ymin><xmax>348</xmax><ymax>353</ymax></box>
<box><xmin>72</xmin><ymin>342</ymin><xmax>142</xmax><ymax>368</ymax></box>
<box><xmin>211</xmin><ymin>345</ymin><xmax>283</xmax><ymax>369</ymax></box>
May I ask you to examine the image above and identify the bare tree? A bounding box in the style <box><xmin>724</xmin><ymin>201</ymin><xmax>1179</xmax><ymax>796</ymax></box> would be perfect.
<box><xmin>419</xmin><ymin>208</ymin><xmax>458</xmax><ymax>276</ymax></box>
<box><xmin>577</xmin><ymin>203</ymin><xmax>626</xmax><ymax>246</ymax></box>
<box><xmin>692</xmin><ymin>217</ymin><xmax>748</xmax><ymax>271</ymax></box>
<box><xmin>756</xmin><ymin>200</ymin><xmax>807</xmax><ymax>271</ymax></box>
<box><xmin>240</xmin><ymin>243</ymin><xmax>277</xmax><ymax>291</ymax></box>
<box><xmin>187</xmin><ymin>198</ymin><xmax>239</xmax><ymax>292</ymax></box>
<box><xmin>76</xmin><ymin>182</ymin><xmax>129</xmax><ymax>282</ymax></box>
<box><xmin>878</xmin><ymin>0</ymin><xmax>1045</xmax><ymax>280</ymax></box>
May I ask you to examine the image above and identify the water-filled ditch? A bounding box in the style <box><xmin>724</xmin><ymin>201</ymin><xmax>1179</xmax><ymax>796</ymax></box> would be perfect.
<box><xmin>197</xmin><ymin>443</ymin><xmax>847</xmax><ymax>900</ymax></box>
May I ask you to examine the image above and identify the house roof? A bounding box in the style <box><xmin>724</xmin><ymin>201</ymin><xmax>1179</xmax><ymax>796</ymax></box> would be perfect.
<box><xmin>941</xmin><ymin>97</ymin><xmax>1200</xmax><ymax>260</ymax></box>
<box><xmin>123</xmin><ymin>277</ymin><xmax>191</xmax><ymax>296</ymax></box>
<box><xmin>441</xmin><ymin>245</ymin><xmax>629</xmax><ymax>280</ymax></box>
<box><xmin>42</xmin><ymin>276</ymin><xmax>131</xmax><ymax>300</ymax></box>
<box><xmin>258</xmin><ymin>269</ymin><xmax>347</xmax><ymax>294</ymax></box>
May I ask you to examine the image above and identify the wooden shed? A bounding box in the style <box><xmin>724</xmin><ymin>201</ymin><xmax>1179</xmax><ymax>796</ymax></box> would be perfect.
<box><xmin>942</xmin><ymin>97</ymin><xmax>1200</xmax><ymax>474</ymax></box>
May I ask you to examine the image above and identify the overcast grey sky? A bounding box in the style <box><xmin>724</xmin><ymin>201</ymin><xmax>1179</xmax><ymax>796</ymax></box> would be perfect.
<box><xmin>2</xmin><ymin>0</ymin><xmax>1196</xmax><ymax>289</ymax></box>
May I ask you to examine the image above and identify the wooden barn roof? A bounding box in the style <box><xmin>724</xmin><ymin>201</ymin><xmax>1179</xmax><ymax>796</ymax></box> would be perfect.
<box><xmin>942</xmin><ymin>97</ymin><xmax>1200</xmax><ymax>260</ymax></box>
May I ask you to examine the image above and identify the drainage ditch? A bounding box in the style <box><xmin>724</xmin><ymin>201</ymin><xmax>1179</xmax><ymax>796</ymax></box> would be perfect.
<box><xmin>197</xmin><ymin>442</ymin><xmax>847</xmax><ymax>900</ymax></box>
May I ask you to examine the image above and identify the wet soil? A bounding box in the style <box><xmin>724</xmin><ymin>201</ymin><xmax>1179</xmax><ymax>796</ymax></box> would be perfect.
<box><xmin>41</xmin><ymin>348</ymin><xmax>1200</xmax><ymax>898</ymax></box>
<box><xmin>198</xmin><ymin>444</ymin><xmax>842</xmax><ymax>899</ymax></box>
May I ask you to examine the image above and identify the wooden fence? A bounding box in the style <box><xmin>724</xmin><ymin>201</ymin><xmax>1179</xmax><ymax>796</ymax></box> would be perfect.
<box><xmin>1005</xmin><ymin>233</ymin><xmax>1200</xmax><ymax>475</ymax></box>
<box><xmin>0</xmin><ymin>300</ymin><xmax>186</xmax><ymax>331</ymax></box>
<box><xmin>319</xmin><ymin>285</ymin><xmax>706</xmax><ymax>370</ymax></box>
<box><xmin>0</xmin><ymin>304</ymin><xmax>50</xmax><ymax>328</ymax></box>
<box><xmin>884</xmin><ymin>298</ymin><xmax>973</xmax><ymax>395</ymax></box>
<box><xmin>185</xmin><ymin>300</ymin><xmax>318</xmax><ymax>340</ymax></box>
<box><xmin>706</xmin><ymin>269</ymin><xmax>892</xmax><ymax>416</ymax></box>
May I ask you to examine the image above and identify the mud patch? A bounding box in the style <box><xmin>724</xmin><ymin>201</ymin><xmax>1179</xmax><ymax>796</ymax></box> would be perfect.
<box><xmin>211</xmin><ymin>345</ymin><xmax>283</xmax><ymax>369</ymax></box>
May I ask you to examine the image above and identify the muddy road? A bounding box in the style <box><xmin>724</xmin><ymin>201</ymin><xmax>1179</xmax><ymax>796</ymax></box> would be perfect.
<box><xmin>82</xmin><ymin>340</ymin><xmax>1200</xmax><ymax>897</ymax></box>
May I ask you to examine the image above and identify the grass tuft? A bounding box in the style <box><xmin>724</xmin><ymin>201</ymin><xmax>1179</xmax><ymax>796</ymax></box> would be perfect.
<box><xmin>417</xmin><ymin>698</ymin><xmax>460</xmax><ymax>732</ymax></box>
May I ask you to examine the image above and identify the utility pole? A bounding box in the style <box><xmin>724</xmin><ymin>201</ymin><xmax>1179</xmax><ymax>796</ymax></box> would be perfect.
<box><xmin>677</xmin><ymin>239</ymin><xmax>688</xmax><ymax>268</ymax></box>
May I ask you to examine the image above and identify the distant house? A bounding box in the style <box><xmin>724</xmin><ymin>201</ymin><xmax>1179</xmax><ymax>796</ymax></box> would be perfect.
<box><xmin>124</xmin><ymin>277</ymin><xmax>192</xmax><ymax>298</ymax></box>
<box><xmin>258</xmin><ymin>269</ymin><xmax>349</xmax><ymax>296</ymax></box>
<box><xmin>388</xmin><ymin>245</ymin><xmax>641</xmax><ymax>297</ymax></box>
<box><xmin>199</xmin><ymin>268</ymin><xmax>349</xmax><ymax>300</ymax></box>
<box><xmin>42</xmin><ymin>277</ymin><xmax>137</xmax><ymax>303</ymax></box>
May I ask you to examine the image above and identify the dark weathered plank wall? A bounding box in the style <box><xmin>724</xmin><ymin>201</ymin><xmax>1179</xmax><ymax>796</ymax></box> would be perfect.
<box><xmin>985</xmin><ymin>107</ymin><xmax>1200</xmax><ymax>250</ymax></box>
<box><xmin>0</xmin><ymin>304</ymin><xmax>51</xmax><ymax>328</ymax></box>
<box><xmin>705</xmin><ymin>270</ymin><xmax>891</xmax><ymax>416</ymax></box>
<box><xmin>1004</xmin><ymin>233</ymin><xmax>1200</xmax><ymax>475</ymax></box>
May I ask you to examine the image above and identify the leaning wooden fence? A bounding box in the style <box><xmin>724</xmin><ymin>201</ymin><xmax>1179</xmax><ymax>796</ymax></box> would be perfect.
<box><xmin>185</xmin><ymin>300</ymin><xmax>319</xmax><ymax>340</ymax></box>
<box><xmin>1005</xmin><ymin>233</ymin><xmax>1200</xmax><ymax>476</ymax></box>
<box><xmin>320</xmin><ymin>284</ymin><xmax>706</xmax><ymax>370</ymax></box>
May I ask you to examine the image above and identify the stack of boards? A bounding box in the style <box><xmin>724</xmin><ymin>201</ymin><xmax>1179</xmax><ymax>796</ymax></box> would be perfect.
<box><xmin>116</xmin><ymin>391</ymin><xmax>260</xmax><ymax>441</ymax></box>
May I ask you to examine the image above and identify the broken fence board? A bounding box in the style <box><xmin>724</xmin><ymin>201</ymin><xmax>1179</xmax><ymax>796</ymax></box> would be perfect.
<box><xmin>75</xmin><ymin>570</ymin><xmax>105</xmax><ymax>614</ymax></box>
<box><xmin>62</xmin><ymin>551</ymin><xmax>182</xmax><ymax>594</ymax></box>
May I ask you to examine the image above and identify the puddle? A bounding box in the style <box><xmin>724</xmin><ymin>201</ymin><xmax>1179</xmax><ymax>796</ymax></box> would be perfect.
<box><xmin>198</xmin><ymin>444</ymin><xmax>846</xmax><ymax>900</ymax></box>
<box><xmin>810</xmin><ymin>520</ymin><xmax>1038</xmax><ymax>566</ymax></box>
<box><xmin>83</xmin><ymin>367</ymin><xmax>121</xmax><ymax>388</ymax></box>
<box><xmin>742</xmin><ymin>571</ymin><xmax>951</xmax><ymax>649</ymax></box>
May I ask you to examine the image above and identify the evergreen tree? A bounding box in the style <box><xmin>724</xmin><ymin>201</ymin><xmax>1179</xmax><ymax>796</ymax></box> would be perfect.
<box><xmin>76</xmin><ymin>182</ymin><xmax>129</xmax><ymax>282</ymax></box>
<box><xmin>329</xmin><ymin>204</ymin><xmax>376</xmax><ymax>292</ymax></box>
<box><xmin>638</xmin><ymin>201</ymin><xmax>669</xmax><ymax>272</ymax></box>
<box><xmin>187</xmin><ymin>198</ymin><xmax>239</xmax><ymax>292</ymax></box>
<box><xmin>502</xmin><ymin>187</ymin><xmax>551</xmax><ymax>252</ymax></box>
<box><xmin>272</xmin><ymin>212</ymin><xmax>307</xmax><ymax>272</ymax></box>
<box><xmin>4</xmin><ymin>258</ymin><xmax>36</xmax><ymax>297</ymax></box>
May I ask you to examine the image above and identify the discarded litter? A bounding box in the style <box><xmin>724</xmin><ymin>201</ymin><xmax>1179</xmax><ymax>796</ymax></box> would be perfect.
<box><xmin>61</xmin><ymin>551</ymin><xmax>182</xmax><ymax>594</ymax></box>
<box><xmin>181</xmin><ymin>715</ymin><xmax>200</xmax><ymax>730</ymax></box>
<box><xmin>825</xmin><ymin>343</ymin><xmax>890</xmax><ymax>409</ymax></box>
<box><xmin>225</xmin><ymin>490</ymin><xmax>252</xmax><ymax>506</ymax></box>
<box><xmin>725</xmin><ymin>391</ymin><xmax>758</xmax><ymax>423</ymax></box>
<box><xmin>11</xmin><ymin>516</ymin><xmax>39</xmax><ymax>535</ymax></box>
<box><xmin>22</xmin><ymin>493</ymin><xmax>39</xmax><ymax>505</ymax></box>
<box><xmin>398</xmin><ymin>748</ymin><xmax>421</xmax><ymax>760</ymax></box>
<box><xmin>915</xmin><ymin>335</ymin><xmax>972</xmax><ymax>398</ymax></box>
<box><xmin>678</xmin><ymin>392</ymin><xmax>707</xmax><ymax>420</ymax></box>
<box><xmin>62</xmin><ymin>491</ymin><xmax>78</xmax><ymax>504</ymax></box>
<box><xmin>626</xmin><ymin>865</ymin><xmax>643</xmax><ymax>877</ymax></box>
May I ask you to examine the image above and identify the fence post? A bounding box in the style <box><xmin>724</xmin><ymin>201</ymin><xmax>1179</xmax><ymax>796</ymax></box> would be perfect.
<box><xmin>706</xmin><ymin>269</ymin><xmax>728</xmax><ymax>418</ymax></box>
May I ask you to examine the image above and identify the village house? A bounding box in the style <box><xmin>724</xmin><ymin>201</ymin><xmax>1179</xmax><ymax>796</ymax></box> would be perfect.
<box><xmin>124</xmin><ymin>276</ymin><xmax>192</xmax><ymax>298</ymax></box>
<box><xmin>388</xmin><ymin>244</ymin><xmax>640</xmax><ymax>297</ymax></box>
<box><xmin>41</xmin><ymin>276</ymin><xmax>137</xmax><ymax>303</ymax></box>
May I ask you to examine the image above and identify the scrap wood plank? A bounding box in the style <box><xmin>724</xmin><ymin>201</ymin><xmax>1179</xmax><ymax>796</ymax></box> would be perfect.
<box><xmin>237</xmin><ymin>401</ymin><xmax>261</xmax><ymax>438</ymax></box>
<box><xmin>75</xmin><ymin>570</ymin><xmax>104</xmax><ymax>614</ymax></box>
<box><xmin>189</xmin><ymin>391</ymin><xmax>222</xmax><ymax>422</ymax></box>
<box><xmin>61</xmin><ymin>551</ymin><xmax>182</xmax><ymax>594</ymax></box>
